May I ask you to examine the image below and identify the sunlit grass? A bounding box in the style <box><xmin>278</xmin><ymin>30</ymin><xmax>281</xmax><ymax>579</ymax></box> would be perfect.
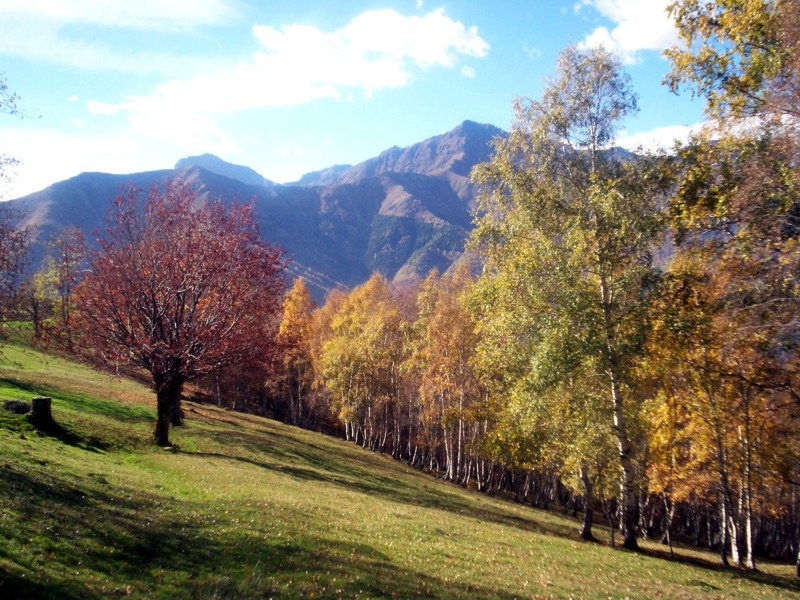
<box><xmin>0</xmin><ymin>339</ymin><xmax>797</xmax><ymax>598</ymax></box>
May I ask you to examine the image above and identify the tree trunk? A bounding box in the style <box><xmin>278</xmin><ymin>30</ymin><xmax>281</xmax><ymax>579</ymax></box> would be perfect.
<box><xmin>719</xmin><ymin>487</ymin><xmax>731</xmax><ymax>567</ymax></box>
<box><xmin>579</xmin><ymin>464</ymin><xmax>595</xmax><ymax>541</ymax></box>
<box><xmin>155</xmin><ymin>393</ymin><xmax>172</xmax><ymax>446</ymax></box>
<box><xmin>796</xmin><ymin>544</ymin><xmax>800</xmax><ymax>578</ymax></box>
<box><xmin>154</xmin><ymin>375</ymin><xmax>184</xmax><ymax>446</ymax></box>
<box><xmin>609</xmin><ymin>371</ymin><xmax>639</xmax><ymax>550</ymax></box>
<box><xmin>601</xmin><ymin>497</ymin><xmax>617</xmax><ymax>547</ymax></box>
<box><xmin>170</xmin><ymin>395</ymin><xmax>185</xmax><ymax>426</ymax></box>
<box><xmin>662</xmin><ymin>493</ymin><xmax>675</xmax><ymax>557</ymax></box>
<box><xmin>600</xmin><ymin>275</ymin><xmax>638</xmax><ymax>551</ymax></box>
<box><xmin>742</xmin><ymin>386</ymin><xmax>756</xmax><ymax>570</ymax></box>
<box><xmin>729</xmin><ymin>512</ymin><xmax>741</xmax><ymax>566</ymax></box>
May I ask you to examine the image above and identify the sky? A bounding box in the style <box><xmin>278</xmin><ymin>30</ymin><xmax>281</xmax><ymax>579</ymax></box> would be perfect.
<box><xmin>0</xmin><ymin>0</ymin><xmax>707</xmax><ymax>198</ymax></box>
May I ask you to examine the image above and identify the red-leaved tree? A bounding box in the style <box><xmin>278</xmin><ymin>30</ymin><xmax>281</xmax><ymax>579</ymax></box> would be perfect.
<box><xmin>75</xmin><ymin>179</ymin><xmax>287</xmax><ymax>446</ymax></box>
<box><xmin>0</xmin><ymin>204</ymin><xmax>29</xmax><ymax>335</ymax></box>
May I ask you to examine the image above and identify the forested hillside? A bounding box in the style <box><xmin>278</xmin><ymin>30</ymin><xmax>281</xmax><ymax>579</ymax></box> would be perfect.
<box><xmin>1</xmin><ymin>0</ymin><xmax>799</xmax><ymax>594</ymax></box>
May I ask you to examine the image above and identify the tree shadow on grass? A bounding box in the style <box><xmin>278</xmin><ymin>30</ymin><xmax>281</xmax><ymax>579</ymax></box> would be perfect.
<box><xmin>643</xmin><ymin>546</ymin><xmax>800</xmax><ymax>594</ymax></box>
<box><xmin>180</xmin><ymin>410</ymin><xmax>800</xmax><ymax>596</ymax></box>
<box><xmin>185</xmin><ymin>428</ymin><xmax>578</xmax><ymax>543</ymax></box>
<box><xmin>0</xmin><ymin>459</ymin><xmax>525</xmax><ymax>600</ymax></box>
<box><xmin>0</xmin><ymin>566</ymin><xmax>89</xmax><ymax>600</ymax></box>
<box><xmin>185</xmin><ymin>535</ymin><xmax>524</xmax><ymax>600</ymax></box>
<box><xmin>0</xmin><ymin>376</ymin><xmax>153</xmax><ymax>423</ymax></box>
<box><xmin>29</xmin><ymin>418</ymin><xmax>111</xmax><ymax>453</ymax></box>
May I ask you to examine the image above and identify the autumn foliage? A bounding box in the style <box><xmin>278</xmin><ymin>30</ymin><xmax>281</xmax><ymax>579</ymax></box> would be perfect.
<box><xmin>2</xmin><ymin>0</ymin><xmax>799</xmax><ymax>576</ymax></box>
<box><xmin>74</xmin><ymin>180</ymin><xmax>286</xmax><ymax>446</ymax></box>
<box><xmin>0</xmin><ymin>204</ymin><xmax>29</xmax><ymax>334</ymax></box>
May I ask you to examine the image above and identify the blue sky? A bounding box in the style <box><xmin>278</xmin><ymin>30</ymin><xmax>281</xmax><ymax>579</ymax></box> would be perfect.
<box><xmin>1</xmin><ymin>0</ymin><xmax>706</xmax><ymax>198</ymax></box>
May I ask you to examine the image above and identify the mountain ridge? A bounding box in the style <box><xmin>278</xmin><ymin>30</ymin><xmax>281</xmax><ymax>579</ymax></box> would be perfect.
<box><xmin>10</xmin><ymin>121</ymin><xmax>505</xmax><ymax>299</ymax></box>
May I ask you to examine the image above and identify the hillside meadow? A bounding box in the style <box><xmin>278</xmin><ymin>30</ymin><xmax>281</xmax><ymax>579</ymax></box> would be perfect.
<box><xmin>0</xmin><ymin>340</ymin><xmax>798</xmax><ymax>599</ymax></box>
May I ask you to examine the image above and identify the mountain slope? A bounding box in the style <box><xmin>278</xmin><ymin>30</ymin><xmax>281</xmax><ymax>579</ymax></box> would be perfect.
<box><xmin>10</xmin><ymin>121</ymin><xmax>504</xmax><ymax>298</ymax></box>
<box><xmin>0</xmin><ymin>338</ymin><xmax>797</xmax><ymax>598</ymax></box>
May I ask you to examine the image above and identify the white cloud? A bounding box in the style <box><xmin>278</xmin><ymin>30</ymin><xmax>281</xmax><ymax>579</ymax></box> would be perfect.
<box><xmin>617</xmin><ymin>121</ymin><xmax>706</xmax><ymax>151</ymax></box>
<box><xmin>522</xmin><ymin>44</ymin><xmax>542</xmax><ymax>61</ymax></box>
<box><xmin>2</xmin><ymin>128</ymin><xmax>160</xmax><ymax>198</ymax></box>
<box><xmin>0</xmin><ymin>19</ymin><xmax>226</xmax><ymax>76</ymax></box>
<box><xmin>461</xmin><ymin>66</ymin><xmax>476</xmax><ymax>78</ymax></box>
<box><xmin>279</xmin><ymin>144</ymin><xmax>305</xmax><ymax>157</ymax></box>
<box><xmin>86</xmin><ymin>101</ymin><xmax>122</xmax><ymax>116</ymax></box>
<box><xmin>0</xmin><ymin>0</ymin><xmax>237</xmax><ymax>76</ymax></box>
<box><xmin>341</xmin><ymin>9</ymin><xmax>488</xmax><ymax>69</ymax></box>
<box><xmin>0</xmin><ymin>0</ymin><xmax>240</xmax><ymax>32</ymax></box>
<box><xmin>575</xmin><ymin>0</ymin><xmax>678</xmax><ymax>64</ymax></box>
<box><xmin>127</xmin><ymin>109</ymin><xmax>242</xmax><ymax>156</ymax></box>
<box><xmin>95</xmin><ymin>8</ymin><xmax>488</xmax><ymax>149</ymax></box>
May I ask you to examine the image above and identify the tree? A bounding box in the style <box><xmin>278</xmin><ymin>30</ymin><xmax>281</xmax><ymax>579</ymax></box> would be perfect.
<box><xmin>275</xmin><ymin>277</ymin><xmax>317</xmax><ymax>425</ymax></box>
<box><xmin>74</xmin><ymin>180</ymin><xmax>287</xmax><ymax>446</ymax></box>
<box><xmin>409</xmin><ymin>263</ymin><xmax>484</xmax><ymax>483</ymax></box>
<box><xmin>0</xmin><ymin>205</ymin><xmax>30</xmax><ymax>335</ymax></box>
<box><xmin>666</xmin><ymin>0</ymin><xmax>799</xmax><ymax>121</ymax></box>
<box><xmin>471</xmin><ymin>45</ymin><xmax>668</xmax><ymax>550</ymax></box>
<box><xmin>1</xmin><ymin>74</ymin><xmax>23</xmax><ymax>195</ymax></box>
<box><xmin>0</xmin><ymin>74</ymin><xmax>29</xmax><ymax>323</ymax></box>
<box><xmin>0</xmin><ymin>73</ymin><xmax>20</xmax><ymax>116</ymax></box>
<box><xmin>308</xmin><ymin>288</ymin><xmax>348</xmax><ymax>409</ymax></box>
<box><xmin>17</xmin><ymin>268</ymin><xmax>55</xmax><ymax>342</ymax></box>
<box><xmin>666</xmin><ymin>0</ymin><xmax>800</xmax><ymax>408</ymax></box>
<box><xmin>317</xmin><ymin>274</ymin><xmax>409</xmax><ymax>450</ymax></box>
<box><xmin>665</xmin><ymin>0</ymin><xmax>800</xmax><ymax>570</ymax></box>
<box><xmin>45</xmin><ymin>226</ymin><xmax>86</xmax><ymax>353</ymax></box>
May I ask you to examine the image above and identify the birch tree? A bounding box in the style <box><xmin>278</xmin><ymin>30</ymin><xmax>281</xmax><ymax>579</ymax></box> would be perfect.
<box><xmin>471</xmin><ymin>45</ymin><xmax>667</xmax><ymax>550</ymax></box>
<box><xmin>665</xmin><ymin>0</ymin><xmax>800</xmax><ymax>570</ymax></box>
<box><xmin>409</xmin><ymin>263</ymin><xmax>483</xmax><ymax>483</ymax></box>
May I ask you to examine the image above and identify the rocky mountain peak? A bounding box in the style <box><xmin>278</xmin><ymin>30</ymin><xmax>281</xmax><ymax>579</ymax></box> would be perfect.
<box><xmin>175</xmin><ymin>154</ymin><xmax>273</xmax><ymax>188</ymax></box>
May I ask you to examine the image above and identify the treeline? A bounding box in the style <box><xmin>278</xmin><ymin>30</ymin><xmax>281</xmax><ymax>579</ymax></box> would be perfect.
<box><xmin>257</xmin><ymin>253</ymin><xmax>800</xmax><ymax>568</ymax></box>
<box><xmin>242</xmin><ymin>0</ymin><xmax>800</xmax><ymax>571</ymax></box>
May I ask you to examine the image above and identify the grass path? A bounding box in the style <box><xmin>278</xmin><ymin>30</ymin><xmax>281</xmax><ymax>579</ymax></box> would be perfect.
<box><xmin>0</xmin><ymin>340</ymin><xmax>798</xmax><ymax>599</ymax></box>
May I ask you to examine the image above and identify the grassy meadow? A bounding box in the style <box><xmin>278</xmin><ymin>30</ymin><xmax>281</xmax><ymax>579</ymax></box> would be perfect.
<box><xmin>0</xmin><ymin>339</ymin><xmax>798</xmax><ymax>599</ymax></box>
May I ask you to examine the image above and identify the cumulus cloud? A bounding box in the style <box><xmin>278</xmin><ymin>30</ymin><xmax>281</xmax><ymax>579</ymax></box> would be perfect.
<box><xmin>575</xmin><ymin>0</ymin><xmax>679</xmax><ymax>63</ymax></box>
<box><xmin>246</xmin><ymin>8</ymin><xmax>488</xmax><ymax>97</ymax></box>
<box><xmin>94</xmin><ymin>8</ymin><xmax>488</xmax><ymax>149</ymax></box>
<box><xmin>86</xmin><ymin>101</ymin><xmax>123</xmax><ymax>116</ymax></box>
<box><xmin>617</xmin><ymin>121</ymin><xmax>706</xmax><ymax>151</ymax></box>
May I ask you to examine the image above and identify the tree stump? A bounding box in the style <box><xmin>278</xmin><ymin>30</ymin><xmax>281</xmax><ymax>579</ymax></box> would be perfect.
<box><xmin>30</xmin><ymin>396</ymin><xmax>55</xmax><ymax>431</ymax></box>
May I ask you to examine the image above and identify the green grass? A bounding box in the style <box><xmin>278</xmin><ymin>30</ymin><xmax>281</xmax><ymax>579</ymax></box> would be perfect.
<box><xmin>0</xmin><ymin>340</ymin><xmax>798</xmax><ymax>599</ymax></box>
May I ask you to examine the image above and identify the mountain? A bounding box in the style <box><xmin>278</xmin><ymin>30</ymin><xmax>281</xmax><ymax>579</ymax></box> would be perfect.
<box><xmin>9</xmin><ymin>121</ymin><xmax>504</xmax><ymax>299</ymax></box>
<box><xmin>174</xmin><ymin>153</ymin><xmax>273</xmax><ymax>187</ymax></box>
